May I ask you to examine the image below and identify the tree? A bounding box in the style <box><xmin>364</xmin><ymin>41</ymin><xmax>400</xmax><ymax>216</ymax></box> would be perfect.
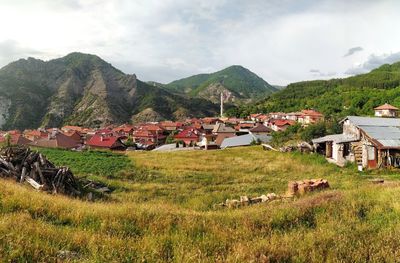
<box><xmin>4</xmin><ymin>133</ymin><xmax>11</xmax><ymax>147</ymax></box>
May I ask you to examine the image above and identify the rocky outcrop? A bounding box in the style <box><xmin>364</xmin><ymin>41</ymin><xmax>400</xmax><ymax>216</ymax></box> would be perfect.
<box><xmin>0</xmin><ymin>97</ymin><xmax>11</xmax><ymax>129</ymax></box>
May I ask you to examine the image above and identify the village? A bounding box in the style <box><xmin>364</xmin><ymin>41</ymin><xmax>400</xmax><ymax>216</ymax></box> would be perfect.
<box><xmin>3</xmin><ymin>103</ymin><xmax>400</xmax><ymax>171</ymax></box>
<box><xmin>0</xmin><ymin>108</ymin><xmax>324</xmax><ymax>151</ymax></box>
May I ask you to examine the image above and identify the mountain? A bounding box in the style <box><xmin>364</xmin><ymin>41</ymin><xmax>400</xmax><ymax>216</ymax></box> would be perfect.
<box><xmin>162</xmin><ymin>65</ymin><xmax>277</xmax><ymax>104</ymax></box>
<box><xmin>0</xmin><ymin>53</ymin><xmax>219</xmax><ymax>130</ymax></box>
<box><xmin>244</xmin><ymin>61</ymin><xmax>400</xmax><ymax>118</ymax></box>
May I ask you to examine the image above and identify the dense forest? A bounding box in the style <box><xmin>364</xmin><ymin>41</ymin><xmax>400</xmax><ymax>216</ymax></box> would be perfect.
<box><xmin>227</xmin><ymin>62</ymin><xmax>400</xmax><ymax>119</ymax></box>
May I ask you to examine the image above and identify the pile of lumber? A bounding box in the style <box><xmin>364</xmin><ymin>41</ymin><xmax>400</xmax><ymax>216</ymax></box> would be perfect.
<box><xmin>0</xmin><ymin>146</ymin><xmax>80</xmax><ymax>196</ymax></box>
<box><xmin>287</xmin><ymin>178</ymin><xmax>329</xmax><ymax>196</ymax></box>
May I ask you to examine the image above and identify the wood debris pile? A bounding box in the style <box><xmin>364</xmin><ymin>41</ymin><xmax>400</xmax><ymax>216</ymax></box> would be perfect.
<box><xmin>0</xmin><ymin>146</ymin><xmax>80</xmax><ymax>196</ymax></box>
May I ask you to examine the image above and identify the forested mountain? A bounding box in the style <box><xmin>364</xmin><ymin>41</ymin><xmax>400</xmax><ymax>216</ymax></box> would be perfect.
<box><xmin>234</xmin><ymin>62</ymin><xmax>400</xmax><ymax>118</ymax></box>
<box><xmin>162</xmin><ymin>65</ymin><xmax>277</xmax><ymax>104</ymax></box>
<box><xmin>0</xmin><ymin>53</ymin><xmax>219</xmax><ymax>130</ymax></box>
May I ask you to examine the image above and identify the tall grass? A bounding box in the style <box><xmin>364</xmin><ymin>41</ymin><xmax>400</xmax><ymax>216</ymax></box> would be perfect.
<box><xmin>0</xmin><ymin>146</ymin><xmax>398</xmax><ymax>261</ymax></box>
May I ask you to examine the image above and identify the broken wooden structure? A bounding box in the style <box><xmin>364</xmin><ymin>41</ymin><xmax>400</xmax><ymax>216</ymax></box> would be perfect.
<box><xmin>0</xmin><ymin>146</ymin><xmax>80</xmax><ymax>196</ymax></box>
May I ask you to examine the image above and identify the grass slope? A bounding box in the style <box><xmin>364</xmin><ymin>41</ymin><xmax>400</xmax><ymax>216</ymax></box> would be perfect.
<box><xmin>0</xmin><ymin>147</ymin><xmax>399</xmax><ymax>261</ymax></box>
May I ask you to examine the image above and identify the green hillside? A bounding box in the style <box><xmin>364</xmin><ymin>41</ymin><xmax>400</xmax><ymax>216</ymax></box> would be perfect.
<box><xmin>0</xmin><ymin>53</ymin><xmax>219</xmax><ymax>130</ymax></box>
<box><xmin>237</xmin><ymin>62</ymin><xmax>400</xmax><ymax>118</ymax></box>
<box><xmin>164</xmin><ymin>65</ymin><xmax>277</xmax><ymax>104</ymax></box>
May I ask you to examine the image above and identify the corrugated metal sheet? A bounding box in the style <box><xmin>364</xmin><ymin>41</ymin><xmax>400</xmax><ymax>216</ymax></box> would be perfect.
<box><xmin>220</xmin><ymin>134</ymin><xmax>254</xmax><ymax>148</ymax></box>
<box><xmin>360</xmin><ymin>126</ymin><xmax>400</xmax><ymax>147</ymax></box>
<box><xmin>312</xmin><ymin>134</ymin><xmax>358</xmax><ymax>144</ymax></box>
<box><xmin>377</xmin><ymin>139</ymin><xmax>400</xmax><ymax>147</ymax></box>
<box><xmin>346</xmin><ymin>116</ymin><xmax>400</xmax><ymax>127</ymax></box>
<box><xmin>220</xmin><ymin>134</ymin><xmax>271</xmax><ymax>149</ymax></box>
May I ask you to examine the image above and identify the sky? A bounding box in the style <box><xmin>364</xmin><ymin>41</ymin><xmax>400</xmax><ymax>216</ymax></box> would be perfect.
<box><xmin>0</xmin><ymin>0</ymin><xmax>400</xmax><ymax>85</ymax></box>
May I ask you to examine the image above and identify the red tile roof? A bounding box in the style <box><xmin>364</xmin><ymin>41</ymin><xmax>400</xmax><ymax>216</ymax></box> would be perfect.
<box><xmin>86</xmin><ymin>134</ymin><xmax>125</xmax><ymax>149</ymax></box>
<box><xmin>174</xmin><ymin>128</ymin><xmax>201</xmax><ymax>139</ymax></box>
<box><xmin>301</xmin><ymin>110</ymin><xmax>324</xmax><ymax>117</ymax></box>
<box><xmin>272</xmin><ymin>119</ymin><xmax>296</xmax><ymax>127</ymax></box>
<box><xmin>30</xmin><ymin>133</ymin><xmax>79</xmax><ymax>149</ymax></box>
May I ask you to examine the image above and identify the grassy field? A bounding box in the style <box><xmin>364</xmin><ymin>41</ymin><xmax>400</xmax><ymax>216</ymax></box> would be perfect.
<box><xmin>1</xmin><ymin>146</ymin><xmax>400</xmax><ymax>262</ymax></box>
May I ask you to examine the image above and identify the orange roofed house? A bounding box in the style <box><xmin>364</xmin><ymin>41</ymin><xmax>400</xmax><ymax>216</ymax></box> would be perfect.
<box><xmin>23</xmin><ymin>129</ymin><xmax>49</xmax><ymax>141</ymax></box>
<box><xmin>30</xmin><ymin>131</ymin><xmax>80</xmax><ymax>149</ymax></box>
<box><xmin>159</xmin><ymin>121</ymin><xmax>184</xmax><ymax>132</ymax></box>
<box><xmin>174</xmin><ymin>127</ymin><xmax>202</xmax><ymax>145</ymax></box>
<box><xmin>86</xmin><ymin>133</ymin><xmax>126</xmax><ymax>150</ymax></box>
<box><xmin>269</xmin><ymin>119</ymin><xmax>296</xmax><ymax>131</ymax></box>
<box><xmin>298</xmin><ymin>110</ymin><xmax>324</xmax><ymax>125</ymax></box>
<box><xmin>374</xmin><ymin>103</ymin><xmax>399</xmax><ymax>118</ymax></box>
<box><xmin>132</xmin><ymin>125</ymin><xmax>166</xmax><ymax>146</ymax></box>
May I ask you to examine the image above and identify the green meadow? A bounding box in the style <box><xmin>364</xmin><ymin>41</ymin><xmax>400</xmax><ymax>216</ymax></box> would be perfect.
<box><xmin>0</xmin><ymin>146</ymin><xmax>399</xmax><ymax>262</ymax></box>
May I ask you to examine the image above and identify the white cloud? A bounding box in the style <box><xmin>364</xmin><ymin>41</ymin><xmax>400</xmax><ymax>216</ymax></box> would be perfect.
<box><xmin>345</xmin><ymin>52</ymin><xmax>400</xmax><ymax>75</ymax></box>
<box><xmin>0</xmin><ymin>0</ymin><xmax>399</xmax><ymax>84</ymax></box>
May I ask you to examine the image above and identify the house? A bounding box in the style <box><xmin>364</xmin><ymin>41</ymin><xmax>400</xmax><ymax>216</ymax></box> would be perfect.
<box><xmin>249</xmin><ymin>114</ymin><xmax>268</xmax><ymax>122</ymax></box>
<box><xmin>249</xmin><ymin>124</ymin><xmax>273</xmax><ymax>135</ymax></box>
<box><xmin>298</xmin><ymin>110</ymin><xmax>324</xmax><ymax>125</ymax></box>
<box><xmin>268</xmin><ymin>112</ymin><xmax>286</xmax><ymax>120</ymax></box>
<box><xmin>374</xmin><ymin>103</ymin><xmax>399</xmax><ymax>118</ymax></box>
<box><xmin>269</xmin><ymin>119</ymin><xmax>296</xmax><ymax>131</ymax></box>
<box><xmin>313</xmin><ymin>116</ymin><xmax>400</xmax><ymax>169</ymax></box>
<box><xmin>30</xmin><ymin>132</ymin><xmax>80</xmax><ymax>149</ymax></box>
<box><xmin>174</xmin><ymin>128</ymin><xmax>202</xmax><ymax>145</ymax></box>
<box><xmin>132</xmin><ymin>125</ymin><xmax>166</xmax><ymax>145</ymax></box>
<box><xmin>212</xmin><ymin>123</ymin><xmax>236</xmax><ymax>145</ymax></box>
<box><xmin>220</xmin><ymin>134</ymin><xmax>271</xmax><ymax>149</ymax></box>
<box><xmin>285</xmin><ymin>112</ymin><xmax>303</xmax><ymax>121</ymax></box>
<box><xmin>86</xmin><ymin>134</ymin><xmax>126</xmax><ymax>150</ymax></box>
<box><xmin>224</xmin><ymin>118</ymin><xmax>244</xmax><ymax>125</ymax></box>
<box><xmin>112</xmin><ymin>124</ymin><xmax>135</xmax><ymax>136</ymax></box>
<box><xmin>23</xmin><ymin>129</ymin><xmax>48</xmax><ymax>141</ymax></box>
<box><xmin>159</xmin><ymin>121</ymin><xmax>183</xmax><ymax>132</ymax></box>
<box><xmin>250</xmin><ymin>114</ymin><xmax>262</xmax><ymax>121</ymax></box>
<box><xmin>0</xmin><ymin>134</ymin><xmax>31</xmax><ymax>146</ymax></box>
<box><xmin>202</xmin><ymin>117</ymin><xmax>221</xmax><ymax>125</ymax></box>
<box><xmin>201</xmin><ymin>124</ymin><xmax>215</xmax><ymax>135</ymax></box>
<box><xmin>212</xmin><ymin>123</ymin><xmax>236</xmax><ymax>134</ymax></box>
<box><xmin>62</xmin><ymin>130</ymin><xmax>82</xmax><ymax>144</ymax></box>
<box><xmin>132</xmin><ymin>129</ymin><xmax>165</xmax><ymax>145</ymax></box>
<box><xmin>61</xmin><ymin>125</ymin><xmax>84</xmax><ymax>133</ymax></box>
<box><xmin>235</xmin><ymin>121</ymin><xmax>256</xmax><ymax>132</ymax></box>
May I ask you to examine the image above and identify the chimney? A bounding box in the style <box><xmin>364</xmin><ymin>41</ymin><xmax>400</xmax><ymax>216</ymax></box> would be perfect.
<box><xmin>220</xmin><ymin>92</ymin><xmax>224</xmax><ymax>118</ymax></box>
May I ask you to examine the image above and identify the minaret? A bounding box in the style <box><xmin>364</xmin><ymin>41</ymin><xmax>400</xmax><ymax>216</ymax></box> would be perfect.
<box><xmin>220</xmin><ymin>92</ymin><xmax>224</xmax><ymax>118</ymax></box>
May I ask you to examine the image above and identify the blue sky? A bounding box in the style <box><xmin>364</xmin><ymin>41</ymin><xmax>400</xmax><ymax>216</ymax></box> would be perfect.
<box><xmin>0</xmin><ymin>0</ymin><xmax>399</xmax><ymax>85</ymax></box>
